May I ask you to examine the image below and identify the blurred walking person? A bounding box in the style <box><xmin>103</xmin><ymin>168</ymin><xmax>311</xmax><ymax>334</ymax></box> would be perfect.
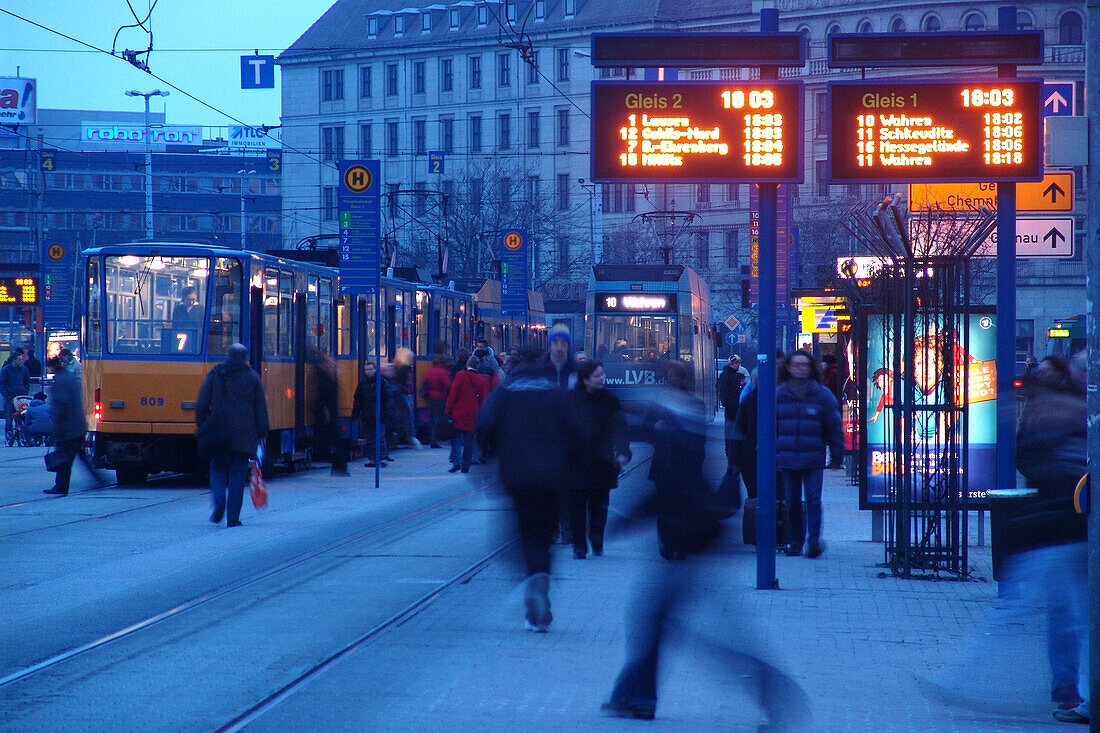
<box><xmin>43</xmin><ymin>357</ymin><xmax>106</xmax><ymax>495</ymax></box>
<box><xmin>567</xmin><ymin>361</ymin><xmax>631</xmax><ymax>559</ymax></box>
<box><xmin>476</xmin><ymin>347</ymin><xmax>572</xmax><ymax>632</ymax></box>
<box><xmin>195</xmin><ymin>344</ymin><xmax>269</xmax><ymax>526</ymax></box>
<box><xmin>422</xmin><ymin>355</ymin><xmax>452</xmax><ymax>449</ymax></box>
<box><xmin>314</xmin><ymin>351</ymin><xmax>349</xmax><ymax>476</ymax></box>
<box><xmin>775</xmin><ymin>350</ymin><xmax>843</xmax><ymax>558</ymax></box>
<box><xmin>731</xmin><ymin>368</ymin><xmax>759</xmax><ymax>500</ymax></box>
<box><xmin>446</xmin><ymin>355</ymin><xmax>486</xmax><ymax>473</ymax></box>
<box><xmin>717</xmin><ymin>354</ymin><xmax>748</xmax><ymax>509</ymax></box>
<box><xmin>601</xmin><ymin>362</ymin><xmax>811</xmax><ymax>727</ymax></box>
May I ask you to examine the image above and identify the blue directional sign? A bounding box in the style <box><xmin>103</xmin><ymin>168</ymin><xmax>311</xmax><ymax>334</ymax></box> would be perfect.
<box><xmin>1042</xmin><ymin>81</ymin><xmax>1075</xmax><ymax>117</ymax></box>
<box><xmin>428</xmin><ymin>151</ymin><xmax>445</xmax><ymax>175</ymax></box>
<box><xmin>240</xmin><ymin>55</ymin><xmax>276</xmax><ymax>89</ymax></box>
<box><xmin>41</xmin><ymin>240</ymin><xmax>73</xmax><ymax>328</ymax></box>
<box><xmin>499</xmin><ymin>229</ymin><xmax>528</xmax><ymax>317</ymax></box>
<box><xmin>338</xmin><ymin>160</ymin><xmax>381</xmax><ymax>295</ymax></box>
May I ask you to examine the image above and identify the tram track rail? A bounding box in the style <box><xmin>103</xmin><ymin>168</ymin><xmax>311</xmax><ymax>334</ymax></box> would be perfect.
<box><xmin>0</xmin><ymin>482</ymin><xmax>494</xmax><ymax>690</ymax></box>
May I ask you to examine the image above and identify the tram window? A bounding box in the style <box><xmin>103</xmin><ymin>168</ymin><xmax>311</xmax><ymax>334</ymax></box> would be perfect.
<box><xmin>415</xmin><ymin>290</ymin><xmax>429</xmax><ymax>357</ymax></box>
<box><xmin>307</xmin><ymin>275</ymin><xmax>320</xmax><ymax>353</ymax></box>
<box><xmin>209</xmin><ymin>258</ymin><xmax>242</xmax><ymax>356</ymax></box>
<box><xmin>85</xmin><ymin>257</ymin><xmax>102</xmax><ymax>353</ymax></box>
<box><xmin>593</xmin><ymin>315</ymin><xmax>675</xmax><ymax>369</ymax></box>
<box><xmin>318</xmin><ymin>278</ymin><xmax>333</xmax><ymax>354</ymax></box>
<box><xmin>104</xmin><ymin>255</ymin><xmax>208</xmax><ymax>355</ymax></box>
<box><xmin>278</xmin><ymin>270</ymin><xmax>293</xmax><ymax>356</ymax></box>
<box><xmin>337</xmin><ymin>294</ymin><xmax>352</xmax><ymax>356</ymax></box>
<box><xmin>264</xmin><ymin>269</ymin><xmax>279</xmax><ymax>357</ymax></box>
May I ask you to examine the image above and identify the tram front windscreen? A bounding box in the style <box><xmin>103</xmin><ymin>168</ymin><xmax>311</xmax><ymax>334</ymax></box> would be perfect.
<box><xmin>593</xmin><ymin>314</ymin><xmax>675</xmax><ymax>387</ymax></box>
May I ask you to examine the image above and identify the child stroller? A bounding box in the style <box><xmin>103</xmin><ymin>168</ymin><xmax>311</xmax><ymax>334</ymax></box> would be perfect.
<box><xmin>5</xmin><ymin>395</ymin><xmax>32</xmax><ymax>447</ymax></box>
<box><xmin>8</xmin><ymin>395</ymin><xmax>51</xmax><ymax>447</ymax></box>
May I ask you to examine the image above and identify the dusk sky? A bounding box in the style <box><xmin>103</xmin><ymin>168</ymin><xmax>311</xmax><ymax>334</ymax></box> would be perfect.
<box><xmin>0</xmin><ymin>1</ymin><xmax>337</xmax><ymax>129</ymax></box>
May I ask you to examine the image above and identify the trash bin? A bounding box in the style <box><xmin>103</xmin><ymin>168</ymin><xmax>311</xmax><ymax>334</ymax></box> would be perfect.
<box><xmin>987</xmin><ymin>488</ymin><xmax>1038</xmax><ymax>581</ymax></box>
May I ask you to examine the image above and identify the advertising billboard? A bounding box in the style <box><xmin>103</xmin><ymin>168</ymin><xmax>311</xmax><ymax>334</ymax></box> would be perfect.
<box><xmin>0</xmin><ymin>77</ymin><xmax>36</xmax><ymax>124</ymax></box>
<box><xmin>863</xmin><ymin>312</ymin><xmax>997</xmax><ymax>507</ymax></box>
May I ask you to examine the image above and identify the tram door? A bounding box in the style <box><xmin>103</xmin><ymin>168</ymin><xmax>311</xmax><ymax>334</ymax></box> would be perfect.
<box><xmin>293</xmin><ymin>293</ymin><xmax>307</xmax><ymax>442</ymax></box>
<box><xmin>249</xmin><ymin>286</ymin><xmax>264</xmax><ymax>374</ymax></box>
<box><xmin>356</xmin><ymin>297</ymin><xmax>368</xmax><ymax>375</ymax></box>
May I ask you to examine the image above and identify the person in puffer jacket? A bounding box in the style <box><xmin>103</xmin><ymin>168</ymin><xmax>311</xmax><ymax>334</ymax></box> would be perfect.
<box><xmin>775</xmin><ymin>349</ymin><xmax>843</xmax><ymax>559</ymax></box>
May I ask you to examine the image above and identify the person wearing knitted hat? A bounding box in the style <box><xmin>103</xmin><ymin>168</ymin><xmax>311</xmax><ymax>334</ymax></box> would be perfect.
<box><xmin>546</xmin><ymin>325</ymin><xmax>576</xmax><ymax>391</ymax></box>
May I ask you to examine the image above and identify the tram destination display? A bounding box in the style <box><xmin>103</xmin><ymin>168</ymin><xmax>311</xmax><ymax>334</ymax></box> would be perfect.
<box><xmin>591</xmin><ymin>81</ymin><xmax>803</xmax><ymax>183</ymax></box>
<box><xmin>0</xmin><ymin>276</ymin><xmax>38</xmax><ymax>304</ymax></box>
<box><xmin>828</xmin><ymin>79</ymin><xmax>1042</xmax><ymax>182</ymax></box>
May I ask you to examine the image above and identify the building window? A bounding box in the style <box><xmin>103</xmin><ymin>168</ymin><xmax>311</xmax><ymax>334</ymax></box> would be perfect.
<box><xmin>557</xmin><ymin>174</ymin><xmax>570</xmax><ymax>210</ymax></box>
<box><xmin>359</xmin><ymin>66</ymin><xmax>372</xmax><ymax>98</ymax></box>
<box><xmin>725</xmin><ymin>183</ymin><xmax>739</xmax><ymax>202</ymax></box>
<box><xmin>922</xmin><ymin>15</ymin><xmax>942</xmax><ymax>32</ymax></box>
<box><xmin>1016</xmin><ymin>12</ymin><xmax>1033</xmax><ymax>31</ymax></box>
<box><xmin>527</xmin><ymin>50</ymin><xmax>540</xmax><ymax>84</ymax></box>
<box><xmin>470</xmin><ymin>178</ymin><xmax>483</xmax><ymax>208</ymax></box>
<box><xmin>1016</xmin><ymin>319</ymin><xmax>1035</xmax><ymax>359</ymax></box>
<box><xmin>469</xmin><ymin>55</ymin><xmax>482</xmax><ymax>89</ymax></box>
<box><xmin>695</xmin><ymin>231</ymin><xmax>709</xmax><ymax>267</ymax></box>
<box><xmin>557</xmin><ymin>109</ymin><xmax>569</xmax><ymax>145</ymax></box>
<box><xmin>557</xmin><ymin>236</ymin><xmax>570</xmax><ymax>270</ymax></box>
<box><xmin>534</xmin><ymin>0</ymin><xmax>545</xmax><ymax>20</ymax></box>
<box><xmin>368</xmin><ymin>17</ymin><xmax>378</xmax><ymax>37</ymax></box>
<box><xmin>696</xmin><ymin>184</ymin><xmax>710</xmax><ymax>208</ymax></box>
<box><xmin>359</xmin><ymin>123</ymin><xmax>372</xmax><ymax>156</ymax></box>
<box><xmin>564</xmin><ymin>0</ymin><xmax>576</xmax><ymax>18</ymax></box>
<box><xmin>386</xmin><ymin>63</ymin><xmax>398</xmax><ymax>96</ymax></box>
<box><xmin>414</xmin><ymin>61</ymin><xmax>426</xmax><ymax>94</ymax></box>
<box><xmin>963</xmin><ymin>13</ymin><xmax>984</xmax><ymax>32</ymax></box>
<box><xmin>321</xmin><ymin>69</ymin><xmax>344</xmax><ymax>101</ymax></box>
<box><xmin>816</xmin><ymin>92</ymin><xmax>827</xmax><ymax>138</ymax></box>
<box><xmin>414</xmin><ymin>182</ymin><xmax>428</xmax><ymax>215</ymax></box>
<box><xmin>857</xmin><ymin>20</ymin><xmax>872</xmax><ymax>34</ymax></box>
<box><xmin>321</xmin><ymin>125</ymin><xmax>345</xmax><ymax>160</ymax></box>
<box><xmin>890</xmin><ymin>17</ymin><xmax>906</xmax><ymax>33</ymax></box>
<box><xmin>387</xmin><ymin>121</ymin><xmax>399</xmax><ymax>156</ymax></box>
<box><xmin>441</xmin><ymin>58</ymin><xmax>454</xmax><ymax>92</ymax></box>
<box><xmin>449</xmin><ymin>9</ymin><xmax>460</xmax><ymax>29</ymax></box>
<box><xmin>526</xmin><ymin>111</ymin><xmax>540</xmax><ymax>148</ymax></box>
<box><xmin>507</xmin><ymin>1</ymin><xmax>516</xmax><ymax>23</ymax></box>
<box><xmin>725</xmin><ymin>230</ymin><xmax>739</xmax><ymax>268</ymax></box>
<box><xmin>499</xmin><ymin>177</ymin><xmax>512</xmax><ymax>212</ymax></box>
<box><xmin>1060</xmin><ymin>12</ymin><xmax>1083</xmax><ymax>45</ymax></box>
<box><xmin>413</xmin><ymin>119</ymin><xmax>427</xmax><ymax>155</ymax></box>
<box><xmin>816</xmin><ymin>160</ymin><xmax>830</xmax><ymax>197</ymax></box>
<box><xmin>469</xmin><ymin>114</ymin><xmax>482</xmax><ymax>152</ymax></box>
<box><xmin>477</xmin><ymin>5</ymin><xmax>488</xmax><ymax>26</ymax></box>
<box><xmin>527</xmin><ymin>176</ymin><xmax>539</xmax><ymax>207</ymax></box>
<box><xmin>556</xmin><ymin>48</ymin><xmax>570</xmax><ymax>82</ymax></box>
<box><xmin>394</xmin><ymin>14</ymin><xmax>405</xmax><ymax>35</ymax></box>
<box><xmin>498</xmin><ymin>113</ymin><xmax>511</xmax><ymax>150</ymax></box>
<box><xmin>422</xmin><ymin>12</ymin><xmax>432</xmax><ymax>32</ymax></box>
<box><xmin>322</xmin><ymin>186</ymin><xmax>337</xmax><ymax>221</ymax></box>
<box><xmin>441</xmin><ymin>118</ymin><xmax>454</xmax><ymax>154</ymax></box>
<box><xmin>498</xmin><ymin>53</ymin><xmax>511</xmax><ymax>87</ymax></box>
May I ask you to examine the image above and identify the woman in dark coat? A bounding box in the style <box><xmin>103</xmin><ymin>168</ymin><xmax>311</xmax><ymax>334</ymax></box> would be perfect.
<box><xmin>445</xmin><ymin>355</ymin><xmax>486</xmax><ymax>473</ymax></box>
<box><xmin>351</xmin><ymin>361</ymin><xmax>392</xmax><ymax>468</ymax></box>
<box><xmin>568</xmin><ymin>361</ymin><xmax>631</xmax><ymax>558</ymax></box>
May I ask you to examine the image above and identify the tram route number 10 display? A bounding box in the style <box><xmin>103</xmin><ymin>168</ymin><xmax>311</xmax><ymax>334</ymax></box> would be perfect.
<box><xmin>590</xmin><ymin>81</ymin><xmax>803</xmax><ymax>183</ymax></box>
<box><xmin>828</xmin><ymin>79</ymin><xmax>1042</xmax><ymax>183</ymax></box>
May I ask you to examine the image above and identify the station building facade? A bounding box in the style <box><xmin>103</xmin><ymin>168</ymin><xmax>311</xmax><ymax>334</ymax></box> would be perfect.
<box><xmin>278</xmin><ymin>0</ymin><xmax>1087</xmax><ymax>358</ymax></box>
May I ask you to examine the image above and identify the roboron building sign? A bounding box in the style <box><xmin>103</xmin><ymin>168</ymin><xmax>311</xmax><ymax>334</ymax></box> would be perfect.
<box><xmin>827</xmin><ymin>79</ymin><xmax>1043</xmax><ymax>182</ymax></box>
<box><xmin>591</xmin><ymin>81</ymin><xmax>803</xmax><ymax>183</ymax></box>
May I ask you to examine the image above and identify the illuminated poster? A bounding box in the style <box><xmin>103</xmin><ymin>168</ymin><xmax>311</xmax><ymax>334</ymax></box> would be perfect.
<box><xmin>828</xmin><ymin>79</ymin><xmax>1042</xmax><ymax>182</ymax></box>
<box><xmin>864</xmin><ymin>312</ymin><xmax>996</xmax><ymax>507</ymax></box>
<box><xmin>590</xmin><ymin>81</ymin><xmax>803</xmax><ymax>182</ymax></box>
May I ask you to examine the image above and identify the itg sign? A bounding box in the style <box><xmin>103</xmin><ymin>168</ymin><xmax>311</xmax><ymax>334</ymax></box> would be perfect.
<box><xmin>82</xmin><ymin>123</ymin><xmax>203</xmax><ymax>148</ymax></box>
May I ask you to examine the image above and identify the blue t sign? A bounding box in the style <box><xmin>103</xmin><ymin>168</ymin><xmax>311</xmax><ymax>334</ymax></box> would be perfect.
<box><xmin>241</xmin><ymin>55</ymin><xmax>276</xmax><ymax>89</ymax></box>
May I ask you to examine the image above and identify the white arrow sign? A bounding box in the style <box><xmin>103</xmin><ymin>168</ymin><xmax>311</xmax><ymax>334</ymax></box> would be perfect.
<box><xmin>1045</xmin><ymin>90</ymin><xmax>1069</xmax><ymax>114</ymax></box>
<box><xmin>978</xmin><ymin>217</ymin><xmax>1075</xmax><ymax>257</ymax></box>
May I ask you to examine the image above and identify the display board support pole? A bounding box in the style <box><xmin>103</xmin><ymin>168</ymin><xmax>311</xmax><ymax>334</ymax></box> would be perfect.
<box><xmin>994</xmin><ymin>7</ymin><xmax>1017</xmax><ymax>498</ymax></box>
<box><xmin>755</xmin><ymin>7</ymin><xmax>779</xmax><ymax>591</ymax></box>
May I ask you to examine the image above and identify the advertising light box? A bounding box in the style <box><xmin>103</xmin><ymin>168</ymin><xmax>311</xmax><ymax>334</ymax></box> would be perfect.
<box><xmin>591</xmin><ymin>81</ymin><xmax>803</xmax><ymax>183</ymax></box>
<box><xmin>828</xmin><ymin>79</ymin><xmax>1043</xmax><ymax>182</ymax></box>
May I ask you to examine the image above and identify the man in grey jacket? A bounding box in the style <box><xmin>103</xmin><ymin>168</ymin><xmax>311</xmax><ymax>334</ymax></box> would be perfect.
<box><xmin>196</xmin><ymin>343</ymin><xmax>269</xmax><ymax>527</ymax></box>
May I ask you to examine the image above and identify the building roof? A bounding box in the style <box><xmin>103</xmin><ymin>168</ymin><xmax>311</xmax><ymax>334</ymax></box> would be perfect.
<box><xmin>281</xmin><ymin>0</ymin><xmax>753</xmax><ymax>62</ymax></box>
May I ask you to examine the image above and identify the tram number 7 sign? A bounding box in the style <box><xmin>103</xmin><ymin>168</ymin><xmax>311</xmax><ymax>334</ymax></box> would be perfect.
<box><xmin>591</xmin><ymin>81</ymin><xmax>803</xmax><ymax>183</ymax></box>
<box><xmin>828</xmin><ymin>79</ymin><xmax>1042</xmax><ymax>183</ymax></box>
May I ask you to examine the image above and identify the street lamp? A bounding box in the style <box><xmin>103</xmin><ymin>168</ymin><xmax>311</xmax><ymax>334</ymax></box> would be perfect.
<box><xmin>237</xmin><ymin>169</ymin><xmax>257</xmax><ymax>249</ymax></box>
<box><xmin>125</xmin><ymin>89</ymin><xmax>169</xmax><ymax>239</ymax></box>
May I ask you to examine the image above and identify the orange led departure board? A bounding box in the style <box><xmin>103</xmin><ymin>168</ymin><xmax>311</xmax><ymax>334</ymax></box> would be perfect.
<box><xmin>0</xmin><ymin>277</ymin><xmax>38</xmax><ymax>304</ymax></box>
<box><xmin>591</xmin><ymin>81</ymin><xmax>803</xmax><ymax>183</ymax></box>
<box><xmin>828</xmin><ymin>79</ymin><xmax>1043</xmax><ymax>182</ymax></box>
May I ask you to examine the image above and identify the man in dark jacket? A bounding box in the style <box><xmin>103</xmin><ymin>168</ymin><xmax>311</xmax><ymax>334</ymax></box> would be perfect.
<box><xmin>22</xmin><ymin>348</ymin><xmax>42</xmax><ymax>380</ymax></box>
<box><xmin>2</xmin><ymin>353</ymin><xmax>30</xmax><ymax>441</ymax></box>
<box><xmin>476</xmin><ymin>348</ymin><xmax>573</xmax><ymax>632</ymax></box>
<box><xmin>43</xmin><ymin>357</ymin><xmax>105</xmax><ymax>495</ymax></box>
<box><xmin>775</xmin><ymin>350</ymin><xmax>844</xmax><ymax>558</ymax></box>
<box><xmin>195</xmin><ymin>343</ymin><xmax>269</xmax><ymax>527</ymax></box>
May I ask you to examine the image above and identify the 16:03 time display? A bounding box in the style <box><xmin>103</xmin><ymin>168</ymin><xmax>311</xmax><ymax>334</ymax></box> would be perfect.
<box><xmin>960</xmin><ymin>87</ymin><xmax>1015</xmax><ymax>107</ymax></box>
